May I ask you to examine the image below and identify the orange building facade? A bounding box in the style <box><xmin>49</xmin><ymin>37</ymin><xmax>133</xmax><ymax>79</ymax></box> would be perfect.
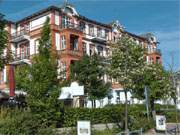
<box><xmin>0</xmin><ymin>4</ymin><xmax>161</xmax><ymax>96</ymax></box>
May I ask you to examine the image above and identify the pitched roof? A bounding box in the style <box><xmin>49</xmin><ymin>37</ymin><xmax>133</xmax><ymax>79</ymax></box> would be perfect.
<box><xmin>8</xmin><ymin>5</ymin><xmax>111</xmax><ymax>29</ymax></box>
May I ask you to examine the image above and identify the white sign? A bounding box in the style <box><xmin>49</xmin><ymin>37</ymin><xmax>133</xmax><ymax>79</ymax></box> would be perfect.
<box><xmin>58</xmin><ymin>82</ymin><xmax>84</xmax><ymax>100</ymax></box>
<box><xmin>77</xmin><ymin>121</ymin><xmax>91</xmax><ymax>135</ymax></box>
<box><xmin>156</xmin><ymin>115</ymin><xmax>166</xmax><ymax>131</ymax></box>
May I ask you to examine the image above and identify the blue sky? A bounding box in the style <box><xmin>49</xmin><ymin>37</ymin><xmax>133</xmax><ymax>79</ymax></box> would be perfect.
<box><xmin>0</xmin><ymin>0</ymin><xmax>179</xmax><ymax>71</ymax></box>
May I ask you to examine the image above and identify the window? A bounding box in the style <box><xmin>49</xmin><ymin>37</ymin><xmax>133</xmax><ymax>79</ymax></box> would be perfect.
<box><xmin>55</xmin><ymin>11</ymin><xmax>60</xmax><ymax>25</ymax></box>
<box><xmin>90</xmin><ymin>44</ymin><xmax>95</xmax><ymax>56</ymax></box>
<box><xmin>150</xmin><ymin>57</ymin><xmax>154</xmax><ymax>64</ymax></box>
<box><xmin>0</xmin><ymin>71</ymin><xmax>4</xmax><ymax>84</ymax></box>
<box><xmin>34</xmin><ymin>39</ymin><xmax>39</xmax><ymax>54</ymax></box>
<box><xmin>105</xmin><ymin>30</ymin><xmax>109</xmax><ymax>40</ymax></box>
<box><xmin>97</xmin><ymin>46</ymin><xmax>103</xmax><ymax>56</ymax></box>
<box><xmin>61</xmin><ymin>35</ymin><xmax>66</xmax><ymax>49</ymax></box>
<box><xmin>74</xmin><ymin>38</ymin><xmax>78</xmax><ymax>50</ymax></box>
<box><xmin>101</xmin><ymin>29</ymin><xmax>105</xmax><ymax>38</ymax></box>
<box><xmin>156</xmin><ymin>57</ymin><xmax>160</xmax><ymax>64</ymax></box>
<box><xmin>62</xmin><ymin>15</ymin><xmax>71</xmax><ymax>28</ymax></box>
<box><xmin>25</xmin><ymin>46</ymin><xmax>29</xmax><ymax>58</ymax></box>
<box><xmin>89</xmin><ymin>25</ymin><xmax>94</xmax><ymax>36</ymax></box>
<box><xmin>97</xmin><ymin>27</ymin><xmax>101</xmax><ymax>37</ymax></box>
<box><xmin>80</xmin><ymin>21</ymin><xmax>86</xmax><ymax>33</ymax></box>
<box><xmin>82</xmin><ymin>42</ymin><xmax>87</xmax><ymax>54</ymax></box>
<box><xmin>21</xmin><ymin>46</ymin><xmax>25</xmax><ymax>59</ymax></box>
<box><xmin>55</xmin><ymin>33</ymin><xmax>60</xmax><ymax>50</ymax></box>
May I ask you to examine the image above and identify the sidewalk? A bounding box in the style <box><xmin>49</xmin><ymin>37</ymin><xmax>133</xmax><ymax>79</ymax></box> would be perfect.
<box><xmin>144</xmin><ymin>123</ymin><xmax>180</xmax><ymax>135</ymax></box>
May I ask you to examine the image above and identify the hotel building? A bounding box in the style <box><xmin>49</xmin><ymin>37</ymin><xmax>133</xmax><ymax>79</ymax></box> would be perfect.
<box><xmin>0</xmin><ymin>3</ymin><xmax>161</xmax><ymax>103</ymax></box>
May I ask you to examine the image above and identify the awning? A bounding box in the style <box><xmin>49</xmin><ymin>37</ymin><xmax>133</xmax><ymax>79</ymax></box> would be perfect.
<box><xmin>58</xmin><ymin>92</ymin><xmax>71</xmax><ymax>100</ymax></box>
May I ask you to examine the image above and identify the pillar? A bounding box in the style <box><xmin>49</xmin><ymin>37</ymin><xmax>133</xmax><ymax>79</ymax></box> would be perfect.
<box><xmin>9</xmin><ymin>65</ymin><xmax>15</xmax><ymax>97</ymax></box>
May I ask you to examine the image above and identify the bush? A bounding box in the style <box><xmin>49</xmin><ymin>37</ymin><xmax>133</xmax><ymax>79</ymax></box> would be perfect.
<box><xmin>62</xmin><ymin>105</ymin><xmax>123</xmax><ymax>127</ymax></box>
<box><xmin>0</xmin><ymin>108</ymin><xmax>57</xmax><ymax>135</ymax></box>
<box><xmin>62</xmin><ymin>104</ymin><xmax>153</xmax><ymax>132</ymax></box>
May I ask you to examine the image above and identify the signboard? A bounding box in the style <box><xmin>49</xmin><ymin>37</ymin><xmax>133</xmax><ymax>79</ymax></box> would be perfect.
<box><xmin>156</xmin><ymin>115</ymin><xmax>166</xmax><ymax>131</ymax></box>
<box><xmin>77</xmin><ymin>121</ymin><xmax>91</xmax><ymax>135</ymax></box>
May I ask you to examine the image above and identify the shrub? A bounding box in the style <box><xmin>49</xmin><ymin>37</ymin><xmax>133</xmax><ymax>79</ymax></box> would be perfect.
<box><xmin>61</xmin><ymin>104</ymin><xmax>153</xmax><ymax>132</ymax></box>
<box><xmin>62</xmin><ymin>105</ymin><xmax>123</xmax><ymax>127</ymax></box>
<box><xmin>0</xmin><ymin>109</ymin><xmax>57</xmax><ymax>135</ymax></box>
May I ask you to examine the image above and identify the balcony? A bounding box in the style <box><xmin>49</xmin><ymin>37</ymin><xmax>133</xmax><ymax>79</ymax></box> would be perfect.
<box><xmin>60</xmin><ymin>22</ymin><xmax>83</xmax><ymax>32</ymax></box>
<box><xmin>145</xmin><ymin>48</ymin><xmax>161</xmax><ymax>55</ymax></box>
<box><xmin>58</xmin><ymin>50</ymin><xmax>83</xmax><ymax>58</ymax></box>
<box><xmin>11</xmin><ymin>29</ymin><xmax>30</xmax><ymax>43</ymax></box>
<box><xmin>92</xmin><ymin>35</ymin><xmax>106</xmax><ymax>43</ymax></box>
<box><xmin>12</xmin><ymin>53</ymin><xmax>30</xmax><ymax>62</ymax></box>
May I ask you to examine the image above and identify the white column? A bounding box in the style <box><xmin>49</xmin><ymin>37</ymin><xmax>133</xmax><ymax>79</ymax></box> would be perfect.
<box><xmin>3</xmin><ymin>67</ymin><xmax>6</xmax><ymax>83</ymax></box>
<box><xmin>30</xmin><ymin>39</ymin><xmax>35</xmax><ymax>55</ymax></box>
<box><xmin>86</xmin><ymin>42</ymin><xmax>90</xmax><ymax>56</ymax></box>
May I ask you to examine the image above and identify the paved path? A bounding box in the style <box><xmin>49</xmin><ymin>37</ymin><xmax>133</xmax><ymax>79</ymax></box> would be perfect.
<box><xmin>145</xmin><ymin>123</ymin><xmax>180</xmax><ymax>135</ymax></box>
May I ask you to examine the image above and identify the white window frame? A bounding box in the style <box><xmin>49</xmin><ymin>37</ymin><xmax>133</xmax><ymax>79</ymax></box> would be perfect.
<box><xmin>61</xmin><ymin>35</ymin><xmax>66</xmax><ymax>50</ymax></box>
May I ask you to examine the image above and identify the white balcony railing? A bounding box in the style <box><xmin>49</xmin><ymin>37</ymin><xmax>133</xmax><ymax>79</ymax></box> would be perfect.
<box><xmin>11</xmin><ymin>29</ymin><xmax>30</xmax><ymax>42</ymax></box>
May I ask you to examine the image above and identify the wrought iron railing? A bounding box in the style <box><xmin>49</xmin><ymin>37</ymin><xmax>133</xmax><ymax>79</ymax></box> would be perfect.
<box><xmin>58</xmin><ymin>50</ymin><xmax>83</xmax><ymax>57</ymax></box>
<box><xmin>145</xmin><ymin>48</ymin><xmax>161</xmax><ymax>54</ymax></box>
<box><xmin>13</xmin><ymin>53</ymin><xmax>30</xmax><ymax>61</ymax></box>
<box><xmin>60</xmin><ymin>22</ymin><xmax>84</xmax><ymax>32</ymax></box>
<box><xmin>11</xmin><ymin>29</ymin><xmax>29</xmax><ymax>40</ymax></box>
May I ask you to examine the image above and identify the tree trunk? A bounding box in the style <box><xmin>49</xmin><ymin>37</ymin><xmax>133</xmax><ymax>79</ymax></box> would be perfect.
<box><xmin>91</xmin><ymin>100</ymin><xmax>93</xmax><ymax>108</ymax></box>
<box><xmin>150</xmin><ymin>98</ymin><xmax>156</xmax><ymax>120</ymax></box>
<box><xmin>124</xmin><ymin>90</ymin><xmax>128</xmax><ymax>133</ymax></box>
<box><xmin>94</xmin><ymin>100</ymin><xmax>96</xmax><ymax>108</ymax></box>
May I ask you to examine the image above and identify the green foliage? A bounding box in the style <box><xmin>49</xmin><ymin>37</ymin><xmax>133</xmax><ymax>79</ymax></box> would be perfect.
<box><xmin>0</xmin><ymin>13</ymin><xmax>8</xmax><ymax>70</ymax></box>
<box><xmin>27</xmin><ymin>17</ymin><xmax>61</xmax><ymax>125</ymax></box>
<box><xmin>62</xmin><ymin>104</ymin><xmax>153</xmax><ymax>131</ymax></box>
<box><xmin>133</xmin><ymin>64</ymin><xmax>174</xmax><ymax>100</ymax></box>
<box><xmin>15</xmin><ymin>64</ymin><xmax>30</xmax><ymax>91</ymax></box>
<box><xmin>92</xmin><ymin>128</ymin><xmax>120</xmax><ymax>135</ymax></box>
<box><xmin>14</xmin><ymin>17</ymin><xmax>61</xmax><ymax>126</ymax></box>
<box><xmin>71</xmin><ymin>54</ymin><xmax>110</xmax><ymax>101</ymax></box>
<box><xmin>132</xmin><ymin>64</ymin><xmax>175</xmax><ymax>112</ymax></box>
<box><xmin>110</xmin><ymin>35</ymin><xmax>145</xmax><ymax>89</ymax></box>
<box><xmin>0</xmin><ymin>109</ymin><xmax>57</xmax><ymax>135</ymax></box>
<box><xmin>62</xmin><ymin>106</ymin><xmax>123</xmax><ymax>127</ymax></box>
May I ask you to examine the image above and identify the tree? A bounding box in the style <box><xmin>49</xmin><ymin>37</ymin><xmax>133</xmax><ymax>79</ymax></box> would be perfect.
<box><xmin>109</xmin><ymin>35</ymin><xmax>145</xmax><ymax>132</ymax></box>
<box><xmin>132</xmin><ymin>63</ymin><xmax>175</xmax><ymax>118</ymax></box>
<box><xmin>15</xmin><ymin>17</ymin><xmax>61</xmax><ymax>125</ymax></box>
<box><xmin>71</xmin><ymin>54</ymin><xmax>110</xmax><ymax>108</ymax></box>
<box><xmin>0</xmin><ymin>13</ymin><xmax>8</xmax><ymax>70</ymax></box>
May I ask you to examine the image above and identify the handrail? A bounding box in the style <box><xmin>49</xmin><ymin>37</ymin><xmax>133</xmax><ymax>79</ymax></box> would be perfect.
<box><xmin>13</xmin><ymin>53</ymin><xmax>30</xmax><ymax>61</ymax></box>
<box><xmin>145</xmin><ymin>48</ymin><xmax>161</xmax><ymax>54</ymax></box>
<box><xmin>11</xmin><ymin>29</ymin><xmax>30</xmax><ymax>39</ymax></box>
<box><xmin>58</xmin><ymin>50</ymin><xmax>83</xmax><ymax>57</ymax></box>
<box><xmin>60</xmin><ymin>22</ymin><xmax>84</xmax><ymax>32</ymax></box>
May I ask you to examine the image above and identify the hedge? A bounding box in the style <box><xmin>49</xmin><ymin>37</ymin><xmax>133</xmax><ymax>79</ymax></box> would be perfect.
<box><xmin>61</xmin><ymin>104</ymin><xmax>155</xmax><ymax>131</ymax></box>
